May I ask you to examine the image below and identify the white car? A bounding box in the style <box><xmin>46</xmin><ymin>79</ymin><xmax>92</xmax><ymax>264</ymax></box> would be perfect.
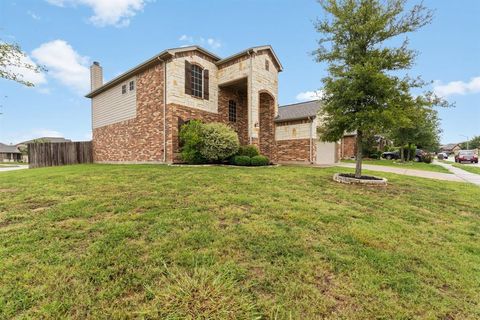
<box><xmin>437</xmin><ymin>152</ymin><xmax>448</xmax><ymax>160</ymax></box>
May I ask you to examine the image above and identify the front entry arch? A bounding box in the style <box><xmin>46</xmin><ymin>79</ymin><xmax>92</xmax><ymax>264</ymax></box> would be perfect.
<box><xmin>258</xmin><ymin>92</ymin><xmax>276</xmax><ymax>161</ymax></box>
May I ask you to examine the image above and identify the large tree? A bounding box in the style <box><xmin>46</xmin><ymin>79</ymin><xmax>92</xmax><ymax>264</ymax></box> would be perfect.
<box><xmin>0</xmin><ymin>40</ymin><xmax>44</xmax><ymax>87</ymax></box>
<box><xmin>315</xmin><ymin>0</ymin><xmax>443</xmax><ymax>178</ymax></box>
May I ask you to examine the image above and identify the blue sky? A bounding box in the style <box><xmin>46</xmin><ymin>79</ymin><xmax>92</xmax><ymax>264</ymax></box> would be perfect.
<box><xmin>0</xmin><ymin>0</ymin><xmax>478</xmax><ymax>145</ymax></box>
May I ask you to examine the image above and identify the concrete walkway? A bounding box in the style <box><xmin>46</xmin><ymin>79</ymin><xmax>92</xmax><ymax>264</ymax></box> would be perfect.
<box><xmin>434</xmin><ymin>161</ymin><xmax>480</xmax><ymax>186</ymax></box>
<box><xmin>0</xmin><ymin>165</ymin><xmax>28</xmax><ymax>173</ymax></box>
<box><xmin>337</xmin><ymin>163</ymin><xmax>464</xmax><ymax>182</ymax></box>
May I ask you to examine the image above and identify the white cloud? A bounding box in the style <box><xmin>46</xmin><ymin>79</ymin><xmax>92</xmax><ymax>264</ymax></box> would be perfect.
<box><xmin>179</xmin><ymin>34</ymin><xmax>222</xmax><ymax>51</ymax></box>
<box><xmin>31</xmin><ymin>40</ymin><xmax>90</xmax><ymax>94</ymax></box>
<box><xmin>179</xmin><ymin>34</ymin><xmax>193</xmax><ymax>42</ymax></box>
<box><xmin>296</xmin><ymin>90</ymin><xmax>324</xmax><ymax>102</ymax></box>
<box><xmin>434</xmin><ymin>77</ymin><xmax>480</xmax><ymax>97</ymax></box>
<box><xmin>206</xmin><ymin>38</ymin><xmax>221</xmax><ymax>50</ymax></box>
<box><xmin>1</xmin><ymin>52</ymin><xmax>47</xmax><ymax>87</ymax></box>
<box><xmin>45</xmin><ymin>0</ymin><xmax>147</xmax><ymax>27</ymax></box>
<box><xmin>27</xmin><ymin>10</ymin><xmax>41</xmax><ymax>20</ymax></box>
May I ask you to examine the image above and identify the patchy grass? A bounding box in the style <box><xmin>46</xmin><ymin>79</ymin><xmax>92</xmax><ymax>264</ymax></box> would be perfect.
<box><xmin>342</xmin><ymin>159</ymin><xmax>451</xmax><ymax>173</ymax></box>
<box><xmin>0</xmin><ymin>164</ymin><xmax>479</xmax><ymax>319</ymax></box>
<box><xmin>452</xmin><ymin>163</ymin><xmax>480</xmax><ymax>175</ymax></box>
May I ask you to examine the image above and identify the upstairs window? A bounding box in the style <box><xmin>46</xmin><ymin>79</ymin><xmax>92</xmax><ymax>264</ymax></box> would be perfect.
<box><xmin>129</xmin><ymin>80</ymin><xmax>135</xmax><ymax>91</ymax></box>
<box><xmin>228</xmin><ymin>100</ymin><xmax>237</xmax><ymax>122</ymax></box>
<box><xmin>185</xmin><ymin>61</ymin><xmax>209</xmax><ymax>100</ymax></box>
<box><xmin>191</xmin><ymin>64</ymin><xmax>203</xmax><ymax>98</ymax></box>
<box><xmin>121</xmin><ymin>84</ymin><xmax>127</xmax><ymax>94</ymax></box>
<box><xmin>265</xmin><ymin>59</ymin><xmax>270</xmax><ymax>71</ymax></box>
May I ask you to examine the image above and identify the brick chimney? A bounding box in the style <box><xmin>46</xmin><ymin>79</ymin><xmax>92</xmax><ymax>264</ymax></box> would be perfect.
<box><xmin>90</xmin><ymin>61</ymin><xmax>103</xmax><ymax>91</ymax></box>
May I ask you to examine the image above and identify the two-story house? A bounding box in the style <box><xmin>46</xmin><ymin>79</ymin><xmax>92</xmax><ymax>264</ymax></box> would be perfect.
<box><xmin>86</xmin><ymin>45</ymin><xmax>339</xmax><ymax>165</ymax></box>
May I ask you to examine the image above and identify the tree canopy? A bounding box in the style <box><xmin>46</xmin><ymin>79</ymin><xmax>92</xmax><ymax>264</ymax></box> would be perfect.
<box><xmin>0</xmin><ymin>40</ymin><xmax>44</xmax><ymax>87</ymax></box>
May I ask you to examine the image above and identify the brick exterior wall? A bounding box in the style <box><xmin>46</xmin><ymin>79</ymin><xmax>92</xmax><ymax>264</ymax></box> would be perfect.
<box><xmin>165</xmin><ymin>103</ymin><xmax>219</xmax><ymax>163</ymax></box>
<box><xmin>218</xmin><ymin>87</ymin><xmax>248</xmax><ymax>145</ymax></box>
<box><xmin>277</xmin><ymin>139</ymin><xmax>314</xmax><ymax>163</ymax></box>
<box><xmin>259</xmin><ymin>92</ymin><xmax>276</xmax><ymax>161</ymax></box>
<box><xmin>341</xmin><ymin>135</ymin><xmax>357</xmax><ymax>159</ymax></box>
<box><xmin>92</xmin><ymin>62</ymin><xmax>165</xmax><ymax>162</ymax></box>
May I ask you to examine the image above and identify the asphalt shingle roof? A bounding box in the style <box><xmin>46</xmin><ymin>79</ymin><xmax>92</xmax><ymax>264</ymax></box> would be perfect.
<box><xmin>440</xmin><ymin>143</ymin><xmax>460</xmax><ymax>151</ymax></box>
<box><xmin>18</xmin><ymin>137</ymin><xmax>72</xmax><ymax>145</ymax></box>
<box><xmin>0</xmin><ymin>143</ymin><xmax>21</xmax><ymax>154</ymax></box>
<box><xmin>275</xmin><ymin>100</ymin><xmax>322</xmax><ymax>122</ymax></box>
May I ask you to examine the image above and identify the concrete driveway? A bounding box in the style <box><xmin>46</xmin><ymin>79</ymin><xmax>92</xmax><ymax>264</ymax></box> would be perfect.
<box><xmin>434</xmin><ymin>161</ymin><xmax>480</xmax><ymax>186</ymax></box>
<box><xmin>0</xmin><ymin>165</ymin><xmax>28</xmax><ymax>172</ymax></box>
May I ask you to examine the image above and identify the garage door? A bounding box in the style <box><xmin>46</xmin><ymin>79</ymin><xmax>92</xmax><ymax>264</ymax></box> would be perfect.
<box><xmin>316</xmin><ymin>141</ymin><xmax>338</xmax><ymax>165</ymax></box>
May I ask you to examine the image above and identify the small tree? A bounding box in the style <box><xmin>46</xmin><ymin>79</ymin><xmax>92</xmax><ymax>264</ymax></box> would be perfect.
<box><xmin>0</xmin><ymin>40</ymin><xmax>45</xmax><ymax>87</ymax></box>
<box><xmin>460</xmin><ymin>136</ymin><xmax>480</xmax><ymax>150</ymax></box>
<box><xmin>388</xmin><ymin>104</ymin><xmax>441</xmax><ymax>161</ymax></box>
<box><xmin>314</xmin><ymin>0</ymin><xmax>441</xmax><ymax>178</ymax></box>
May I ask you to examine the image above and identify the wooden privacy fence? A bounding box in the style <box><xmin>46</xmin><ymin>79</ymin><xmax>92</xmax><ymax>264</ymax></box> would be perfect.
<box><xmin>28</xmin><ymin>141</ymin><xmax>93</xmax><ymax>168</ymax></box>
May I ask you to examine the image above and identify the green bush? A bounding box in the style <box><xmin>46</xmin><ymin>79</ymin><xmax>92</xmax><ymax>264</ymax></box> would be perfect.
<box><xmin>232</xmin><ymin>156</ymin><xmax>251</xmax><ymax>166</ymax></box>
<box><xmin>180</xmin><ymin>121</ymin><xmax>240</xmax><ymax>164</ymax></box>
<box><xmin>200</xmin><ymin>123</ymin><xmax>239</xmax><ymax>162</ymax></box>
<box><xmin>250</xmin><ymin>155</ymin><xmax>270</xmax><ymax>166</ymax></box>
<box><xmin>237</xmin><ymin>145</ymin><xmax>260</xmax><ymax>158</ymax></box>
<box><xmin>179</xmin><ymin>120</ymin><xmax>206</xmax><ymax>164</ymax></box>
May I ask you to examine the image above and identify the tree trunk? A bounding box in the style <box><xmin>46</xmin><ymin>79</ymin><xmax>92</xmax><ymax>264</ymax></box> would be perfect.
<box><xmin>355</xmin><ymin>131</ymin><xmax>363</xmax><ymax>178</ymax></box>
<box><xmin>400</xmin><ymin>147</ymin><xmax>405</xmax><ymax>163</ymax></box>
<box><xmin>406</xmin><ymin>143</ymin><xmax>412</xmax><ymax>162</ymax></box>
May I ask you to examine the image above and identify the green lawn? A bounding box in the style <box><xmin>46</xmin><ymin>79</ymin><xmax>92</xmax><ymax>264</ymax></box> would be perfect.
<box><xmin>1</xmin><ymin>164</ymin><xmax>479</xmax><ymax>319</ymax></box>
<box><xmin>452</xmin><ymin>163</ymin><xmax>480</xmax><ymax>175</ymax></box>
<box><xmin>342</xmin><ymin>159</ymin><xmax>451</xmax><ymax>173</ymax></box>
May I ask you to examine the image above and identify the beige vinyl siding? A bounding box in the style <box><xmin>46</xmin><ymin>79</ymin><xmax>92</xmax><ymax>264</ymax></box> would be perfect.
<box><xmin>92</xmin><ymin>77</ymin><xmax>137</xmax><ymax>129</ymax></box>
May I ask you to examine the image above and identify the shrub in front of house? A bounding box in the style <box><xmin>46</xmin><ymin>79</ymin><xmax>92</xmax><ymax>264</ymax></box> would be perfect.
<box><xmin>179</xmin><ymin>120</ymin><xmax>206</xmax><ymax>164</ymax></box>
<box><xmin>232</xmin><ymin>155</ymin><xmax>251</xmax><ymax>166</ymax></box>
<box><xmin>237</xmin><ymin>145</ymin><xmax>260</xmax><ymax>158</ymax></box>
<box><xmin>250</xmin><ymin>155</ymin><xmax>270</xmax><ymax>166</ymax></box>
<box><xmin>180</xmin><ymin>121</ymin><xmax>240</xmax><ymax>164</ymax></box>
<box><xmin>200</xmin><ymin>123</ymin><xmax>240</xmax><ymax>162</ymax></box>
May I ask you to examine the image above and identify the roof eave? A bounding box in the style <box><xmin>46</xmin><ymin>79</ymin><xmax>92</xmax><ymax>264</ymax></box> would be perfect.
<box><xmin>85</xmin><ymin>50</ymin><xmax>175</xmax><ymax>98</ymax></box>
<box><xmin>274</xmin><ymin>115</ymin><xmax>316</xmax><ymax>123</ymax></box>
<box><xmin>217</xmin><ymin>45</ymin><xmax>283</xmax><ymax>72</ymax></box>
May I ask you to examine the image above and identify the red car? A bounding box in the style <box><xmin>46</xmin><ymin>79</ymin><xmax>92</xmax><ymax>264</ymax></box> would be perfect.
<box><xmin>455</xmin><ymin>150</ymin><xmax>479</xmax><ymax>163</ymax></box>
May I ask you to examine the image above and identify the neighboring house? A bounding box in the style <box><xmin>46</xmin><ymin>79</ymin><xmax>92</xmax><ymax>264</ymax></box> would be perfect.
<box><xmin>440</xmin><ymin>143</ymin><xmax>461</xmax><ymax>155</ymax></box>
<box><xmin>0</xmin><ymin>143</ymin><xmax>22</xmax><ymax>162</ymax></box>
<box><xmin>85</xmin><ymin>45</ymin><xmax>339</xmax><ymax>165</ymax></box>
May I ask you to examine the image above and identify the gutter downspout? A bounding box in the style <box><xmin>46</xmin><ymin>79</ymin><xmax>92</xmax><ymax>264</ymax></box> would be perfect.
<box><xmin>157</xmin><ymin>57</ymin><xmax>168</xmax><ymax>163</ymax></box>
